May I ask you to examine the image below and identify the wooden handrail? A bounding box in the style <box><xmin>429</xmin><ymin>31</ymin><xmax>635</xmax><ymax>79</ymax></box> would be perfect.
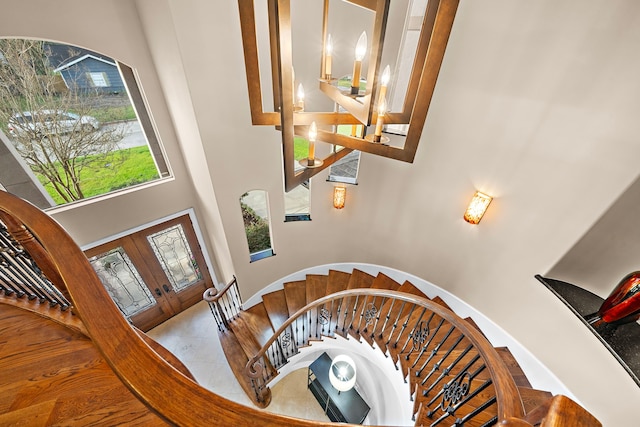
<box><xmin>0</xmin><ymin>191</ymin><xmax>350</xmax><ymax>426</ymax></box>
<box><xmin>246</xmin><ymin>288</ymin><xmax>526</xmax><ymax>423</ymax></box>
<box><xmin>203</xmin><ymin>276</ymin><xmax>237</xmax><ymax>302</ymax></box>
<box><xmin>203</xmin><ymin>275</ymin><xmax>242</xmax><ymax>331</ymax></box>
<box><xmin>0</xmin><ymin>191</ymin><xmax>601</xmax><ymax>427</ymax></box>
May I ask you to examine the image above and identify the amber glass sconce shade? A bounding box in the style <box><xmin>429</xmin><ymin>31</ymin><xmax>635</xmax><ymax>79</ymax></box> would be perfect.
<box><xmin>333</xmin><ymin>186</ymin><xmax>346</xmax><ymax>209</ymax></box>
<box><xmin>463</xmin><ymin>191</ymin><xmax>492</xmax><ymax>224</ymax></box>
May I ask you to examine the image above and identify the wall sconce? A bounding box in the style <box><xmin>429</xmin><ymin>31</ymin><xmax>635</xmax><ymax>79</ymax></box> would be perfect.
<box><xmin>333</xmin><ymin>186</ymin><xmax>346</xmax><ymax>209</ymax></box>
<box><xmin>329</xmin><ymin>354</ymin><xmax>356</xmax><ymax>392</ymax></box>
<box><xmin>464</xmin><ymin>191</ymin><xmax>492</xmax><ymax>224</ymax></box>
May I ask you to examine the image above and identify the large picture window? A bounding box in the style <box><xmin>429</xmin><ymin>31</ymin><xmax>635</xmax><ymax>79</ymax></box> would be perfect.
<box><xmin>0</xmin><ymin>39</ymin><xmax>170</xmax><ymax>209</ymax></box>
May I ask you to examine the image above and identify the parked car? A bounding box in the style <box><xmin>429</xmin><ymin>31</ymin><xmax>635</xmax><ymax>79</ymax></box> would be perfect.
<box><xmin>7</xmin><ymin>110</ymin><xmax>100</xmax><ymax>137</ymax></box>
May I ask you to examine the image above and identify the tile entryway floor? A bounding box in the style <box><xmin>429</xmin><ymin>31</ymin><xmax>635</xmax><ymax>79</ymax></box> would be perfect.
<box><xmin>147</xmin><ymin>301</ymin><xmax>330</xmax><ymax>422</ymax></box>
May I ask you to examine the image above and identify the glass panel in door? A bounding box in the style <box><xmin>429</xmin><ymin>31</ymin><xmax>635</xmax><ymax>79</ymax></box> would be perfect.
<box><xmin>146</xmin><ymin>224</ymin><xmax>202</xmax><ymax>292</ymax></box>
<box><xmin>85</xmin><ymin>213</ymin><xmax>215</xmax><ymax>331</ymax></box>
<box><xmin>88</xmin><ymin>246</ymin><xmax>156</xmax><ymax>317</ymax></box>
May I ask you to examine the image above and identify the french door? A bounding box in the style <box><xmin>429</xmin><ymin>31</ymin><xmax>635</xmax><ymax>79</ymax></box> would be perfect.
<box><xmin>84</xmin><ymin>213</ymin><xmax>214</xmax><ymax>331</ymax></box>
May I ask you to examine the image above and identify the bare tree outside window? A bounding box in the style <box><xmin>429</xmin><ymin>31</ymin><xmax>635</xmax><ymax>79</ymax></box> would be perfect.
<box><xmin>0</xmin><ymin>39</ymin><xmax>166</xmax><ymax>206</ymax></box>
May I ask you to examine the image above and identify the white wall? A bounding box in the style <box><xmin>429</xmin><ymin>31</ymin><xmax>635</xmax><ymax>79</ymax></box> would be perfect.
<box><xmin>153</xmin><ymin>1</ymin><xmax>640</xmax><ymax>424</ymax></box>
<box><xmin>3</xmin><ymin>1</ymin><xmax>640</xmax><ymax>425</ymax></box>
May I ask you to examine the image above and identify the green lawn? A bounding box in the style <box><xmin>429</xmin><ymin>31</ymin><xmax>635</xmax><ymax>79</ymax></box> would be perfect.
<box><xmin>294</xmin><ymin>136</ymin><xmax>309</xmax><ymax>160</ymax></box>
<box><xmin>90</xmin><ymin>105</ymin><xmax>137</xmax><ymax>123</ymax></box>
<box><xmin>38</xmin><ymin>146</ymin><xmax>160</xmax><ymax>205</ymax></box>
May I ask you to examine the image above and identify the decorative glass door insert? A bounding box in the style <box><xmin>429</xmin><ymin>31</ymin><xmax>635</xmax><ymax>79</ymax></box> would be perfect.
<box><xmin>85</xmin><ymin>213</ymin><xmax>214</xmax><ymax>331</ymax></box>
<box><xmin>89</xmin><ymin>246</ymin><xmax>156</xmax><ymax>317</ymax></box>
<box><xmin>147</xmin><ymin>224</ymin><xmax>202</xmax><ymax>292</ymax></box>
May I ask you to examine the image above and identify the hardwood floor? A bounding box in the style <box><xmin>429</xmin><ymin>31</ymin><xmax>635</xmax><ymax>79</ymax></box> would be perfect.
<box><xmin>0</xmin><ymin>303</ymin><xmax>167</xmax><ymax>426</ymax></box>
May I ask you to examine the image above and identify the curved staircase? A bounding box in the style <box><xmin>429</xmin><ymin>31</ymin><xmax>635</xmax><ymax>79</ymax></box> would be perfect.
<box><xmin>0</xmin><ymin>190</ymin><xmax>602</xmax><ymax>427</ymax></box>
<box><xmin>208</xmin><ymin>270</ymin><xmax>563</xmax><ymax>426</ymax></box>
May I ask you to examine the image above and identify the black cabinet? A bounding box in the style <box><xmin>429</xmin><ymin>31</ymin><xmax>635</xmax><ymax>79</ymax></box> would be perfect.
<box><xmin>307</xmin><ymin>352</ymin><xmax>370</xmax><ymax>424</ymax></box>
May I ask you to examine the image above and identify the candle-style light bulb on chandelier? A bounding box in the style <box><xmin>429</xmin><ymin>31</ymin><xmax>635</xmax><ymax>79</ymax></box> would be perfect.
<box><xmin>238</xmin><ymin>0</ymin><xmax>459</xmax><ymax>191</ymax></box>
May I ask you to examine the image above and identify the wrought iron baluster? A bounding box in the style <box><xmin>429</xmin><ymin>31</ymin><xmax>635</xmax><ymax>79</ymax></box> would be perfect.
<box><xmin>293</xmin><ymin>317</ymin><xmax>300</xmax><ymax>348</ymax></box>
<box><xmin>207</xmin><ymin>301</ymin><xmax>225</xmax><ymax>331</ymax></box>
<box><xmin>410</xmin><ymin>318</ymin><xmax>445</xmax><ymax>368</ymax></box>
<box><xmin>377</xmin><ymin>297</ymin><xmax>396</xmax><ymax>338</ymax></box>
<box><xmin>0</xmin><ymin>252</ymin><xmax>45</xmax><ymax>301</ymax></box>
<box><xmin>430</xmin><ymin>373</ymin><xmax>492</xmax><ymax>425</ymax></box>
<box><xmin>219</xmin><ymin>294</ymin><xmax>233</xmax><ymax>323</ymax></box>
<box><xmin>369</xmin><ymin>296</ymin><xmax>387</xmax><ymax>339</ymax></box>
<box><xmin>391</xmin><ymin>303</ymin><xmax>417</xmax><ymax>348</ymax></box>
<box><xmin>385</xmin><ymin>301</ymin><xmax>407</xmax><ymax>346</ymax></box>
<box><xmin>319</xmin><ymin>304</ymin><xmax>331</xmax><ymax>337</ymax></box>
<box><xmin>334</xmin><ymin>297</ymin><xmax>344</xmax><ymax>333</ymax></box>
<box><xmin>0</xmin><ymin>256</ymin><xmax>29</xmax><ymax>298</ymax></box>
<box><xmin>0</xmin><ymin>250</ymin><xmax>57</xmax><ymax>304</ymax></box>
<box><xmin>0</xmin><ymin>269</ymin><xmax>18</xmax><ymax>296</ymax></box>
<box><xmin>9</xmin><ymin>245</ymin><xmax>58</xmax><ymax>303</ymax></box>
<box><xmin>266</xmin><ymin>344</ymin><xmax>276</xmax><ymax>369</ymax></box>
<box><xmin>340</xmin><ymin>296</ymin><xmax>351</xmax><ymax>333</ymax></box>
<box><xmin>400</xmin><ymin>309</ymin><xmax>431</xmax><ymax>355</ymax></box>
<box><xmin>455</xmin><ymin>396</ymin><xmax>497</xmax><ymax>426</ymax></box>
<box><xmin>279</xmin><ymin>327</ymin><xmax>295</xmax><ymax>359</ymax></box>
<box><xmin>354</xmin><ymin>294</ymin><xmax>369</xmax><ymax>333</ymax></box>
<box><xmin>348</xmin><ymin>295</ymin><xmax>360</xmax><ymax>332</ymax></box>
<box><xmin>427</xmin><ymin>361</ymin><xmax>486</xmax><ymax>410</ymax></box>
<box><xmin>301</xmin><ymin>312</ymin><xmax>307</xmax><ymax>346</ymax></box>
<box><xmin>423</xmin><ymin>347</ymin><xmax>476</xmax><ymax>394</ymax></box>
<box><xmin>421</xmin><ymin>334</ymin><xmax>465</xmax><ymax>384</ymax></box>
<box><xmin>415</xmin><ymin>324</ymin><xmax>456</xmax><ymax>374</ymax></box>
<box><xmin>230</xmin><ymin>283</ymin><xmax>242</xmax><ymax>318</ymax></box>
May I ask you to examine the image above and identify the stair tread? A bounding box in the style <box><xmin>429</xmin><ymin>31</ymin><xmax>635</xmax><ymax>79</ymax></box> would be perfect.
<box><xmin>283</xmin><ymin>280</ymin><xmax>307</xmax><ymax>316</ymax></box>
<box><xmin>495</xmin><ymin>347</ymin><xmax>532</xmax><ymax>388</ymax></box>
<box><xmin>234</xmin><ymin>303</ymin><xmax>274</xmax><ymax>349</ymax></box>
<box><xmin>518</xmin><ymin>386</ymin><xmax>553</xmax><ymax>415</ymax></box>
<box><xmin>261</xmin><ymin>289</ymin><xmax>289</xmax><ymax>331</ymax></box>
<box><xmin>371</xmin><ymin>272</ymin><xmax>402</xmax><ymax>290</ymax></box>
<box><xmin>283</xmin><ymin>280</ymin><xmax>310</xmax><ymax>346</ymax></box>
<box><xmin>217</xmin><ymin>328</ymin><xmax>271</xmax><ymax>408</ymax></box>
<box><xmin>346</xmin><ymin>269</ymin><xmax>376</xmax><ymax>290</ymax></box>
<box><xmin>431</xmin><ymin>296</ymin><xmax>451</xmax><ymax>310</ymax></box>
<box><xmin>464</xmin><ymin>317</ymin><xmax>487</xmax><ymax>338</ymax></box>
<box><xmin>306</xmin><ymin>274</ymin><xmax>328</xmax><ymax>303</ymax></box>
<box><xmin>326</xmin><ymin>270</ymin><xmax>351</xmax><ymax>295</ymax></box>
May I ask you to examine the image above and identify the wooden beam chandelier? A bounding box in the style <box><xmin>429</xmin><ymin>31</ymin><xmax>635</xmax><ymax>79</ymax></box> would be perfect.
<box><xmin>238</xmin><ymin>0</ymin><xmax>459</xmax><ymax>191</ymax></box>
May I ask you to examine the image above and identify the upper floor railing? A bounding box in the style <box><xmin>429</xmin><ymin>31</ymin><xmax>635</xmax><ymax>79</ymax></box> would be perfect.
<box><xmin>0</xmin><ymin>210</ymin><xmax>71</xmax><ymax>310</ymax></box>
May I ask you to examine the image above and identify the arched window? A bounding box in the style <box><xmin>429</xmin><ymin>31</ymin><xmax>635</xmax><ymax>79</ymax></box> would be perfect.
<box><xmin>284</xmin><ymin>180</ymin><xmax>311</xmax><ymax>222</ymax></box>
<box><xmin>0</xmin><ymin>39</ymin><xmax>170</xmax><ymax>209</ymax></box>
<box><xmin>240</xmin><ymin>190</ymin><xmax>275</xmax><ymax>262</ymax></box>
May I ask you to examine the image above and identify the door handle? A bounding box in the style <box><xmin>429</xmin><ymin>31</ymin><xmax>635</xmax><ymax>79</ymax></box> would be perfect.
<box><xmin>154</xmin><ymin>288</ymin><xmax>162</xmax><ymax>297</ymax></box>
<box><xmin>162</xmin><ymin>284</ymin><xmax>171</xmax><ymax>293</ymax></box>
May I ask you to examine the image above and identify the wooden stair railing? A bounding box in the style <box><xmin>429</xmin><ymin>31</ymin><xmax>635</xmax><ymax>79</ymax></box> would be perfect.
<box><xmin>203</xmin><ymin>276</ymin><xmax>243</xmax><ymax>331</ymax></box>
<box><xmin>245</xmin><ymin>288</ymin><xmax>526</xmax><ymax>426</ymax></box>
<box><xmin>0</xmin><ymin>190</ymin><xmax>382</xmax><ymax>426</ymax></box>
<box><xmin>0</xmin><ymin>210</ymin><xmax>72</xmax><ymax>311</ymax></box>
<box><xmin>0</xmin><ymin>190</ymin><xmax>602</xmax><ymax>427</ymax></box>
